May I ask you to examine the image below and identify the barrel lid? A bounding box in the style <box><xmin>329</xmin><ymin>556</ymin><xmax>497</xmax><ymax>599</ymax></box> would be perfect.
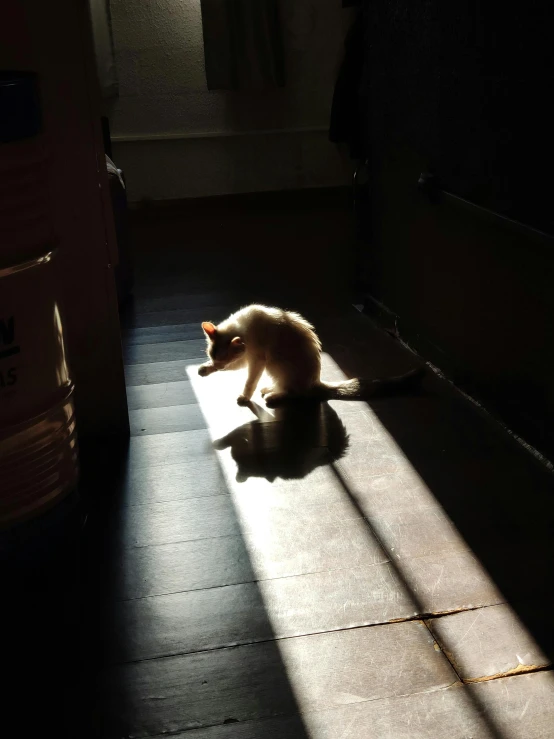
<box><xmin>0</xmin><ymin>71</ymin><xmax>42</xmax><ymax>144</ymax></box>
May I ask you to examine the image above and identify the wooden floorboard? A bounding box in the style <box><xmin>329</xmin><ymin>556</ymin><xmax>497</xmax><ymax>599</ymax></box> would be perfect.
<box><xmin>124</xmin><ymin>324</ymin><xmax>204</xmax><ymax>345</ymax></box>
<box><xmin>130</xmin><ymin>291</ymin><xmax>238</xmax><ymax>314</ymax></box>
<box><xmin>123</xmin><ymin>306</ymin><xmax>236</xmax><ymax>329</ymax></box>
<box><xmin>123</xmin><ymin>339</ymin><xmax>207</xmax><ymax>364</ymax></box>
<box><xmin>96</xmin><ymin>622</ymin><xmax>457</xmax><ymax>737</ymax></box>
<box><xmin>129</xmin><ymin>403</ymin><xmax>207</xmax><ymax>436</ymax></box>
<box><xmin>124</xmin><ymin>672</ymin><xmax>554</xmax><ymax>739</ymax></box>
<box><xmin>125</xmin><ymin>429</ymin><xmax>216</xmax><ymax>469</ymax></box>
<box><xmin>428</xmin><ymin>604</ymin><xmax>551</xmax><ymax>682</ymax></box>
<box><xmin>115</xmin><ymin>495</ymin><xmax>241</xmax><ymax>549</ymax></box>
<box><xmin>126</xmin><ymin>381</ymin><xmax>197</xmax><ymax>411</ymax></box>
<box><xmin>125</xmin><ymin>359</ymin><xmax>206</xmax><ymax>386</ymax></box>
<box><xmin>118</xmin><ymin>457</ymin><xmax>230</xmax><ymax>506</ymax></box>
<box><xmin>112</xmin><ymin>535</ymin><xmax>255</xmax><ymax>600</ymax></box>
<box><xmin>106</xmin><ymin>564</ymin><xmax>423</xmax><ymax>663</ymax></box>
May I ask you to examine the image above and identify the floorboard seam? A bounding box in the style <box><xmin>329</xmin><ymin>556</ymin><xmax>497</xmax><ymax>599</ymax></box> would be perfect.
<box><xmin>143</xmin><ymin>681</ymin><xmax>463</xmax><ymax>738</ymax></box>
<box><xmin>106</xmin><ymin>612</ymin><xmax>511</xmax><ymax>668</ymax></box>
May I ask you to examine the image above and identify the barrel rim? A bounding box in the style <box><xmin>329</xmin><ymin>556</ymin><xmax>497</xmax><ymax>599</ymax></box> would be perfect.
<box><xmin>0</xmin><ymin>382</ymin><xmax>75</xmax><ymax>441</ymax></box>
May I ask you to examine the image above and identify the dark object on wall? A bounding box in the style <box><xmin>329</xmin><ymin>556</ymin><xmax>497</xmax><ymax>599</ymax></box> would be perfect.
<box><xmin>200</xmin><ymin>0</ymin><xmax>285</xmax><ymax>91</ymax></box>
<box><xmin>329</xmin><ymin>10</ymin><xmax>366</xmax><ymax>160</ymax></box>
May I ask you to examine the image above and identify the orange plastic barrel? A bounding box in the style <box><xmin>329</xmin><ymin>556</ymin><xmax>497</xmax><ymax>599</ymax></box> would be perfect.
<box><xmin>0</xmin><ymin>71</ymin><xmax>79</xmax><ymax>533</ymax></box>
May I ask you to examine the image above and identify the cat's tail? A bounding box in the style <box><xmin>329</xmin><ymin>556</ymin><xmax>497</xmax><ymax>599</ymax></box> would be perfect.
<box><xmin>312</xmin><ymin>367</ymin><xmax>425</xmax><ymax>401</ymax></box>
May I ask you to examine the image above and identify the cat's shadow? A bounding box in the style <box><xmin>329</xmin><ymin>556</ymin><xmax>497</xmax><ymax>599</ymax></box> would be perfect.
<box><xmin>213</xmin><ymin>401</ymin><xmax>350</xmax><ymax>483</ymax></box>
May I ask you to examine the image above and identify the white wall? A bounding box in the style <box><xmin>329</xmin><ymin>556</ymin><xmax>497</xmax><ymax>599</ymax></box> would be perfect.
<box><xmin>108</xmin><ymin>0</ymin><xmax>353</xmax><ymax>201</ymax></box>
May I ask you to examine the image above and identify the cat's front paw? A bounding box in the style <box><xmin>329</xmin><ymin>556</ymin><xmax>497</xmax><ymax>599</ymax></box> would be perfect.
<box><xmin>237</xmin><ymin>395</ymin><xmax>251</xmax><ymax>406</ymax></box>
<box><xmin>198</xmin><ymin>364</ymin><xmax>212</xmax><ymax>377</ymax></box>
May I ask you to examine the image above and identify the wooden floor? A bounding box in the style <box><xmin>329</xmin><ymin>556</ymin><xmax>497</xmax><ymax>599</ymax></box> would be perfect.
<box><xmin>4</xmin><ymin>192</ymin><xmax>554</xmax><ymax>738</ymax></box>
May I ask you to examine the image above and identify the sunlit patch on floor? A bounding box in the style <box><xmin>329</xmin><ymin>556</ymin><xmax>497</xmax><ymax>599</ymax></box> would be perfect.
<box><xmin>184</xmin><ymin>354</ymin><xmax>552</xmax><ymax>737</ymax></box>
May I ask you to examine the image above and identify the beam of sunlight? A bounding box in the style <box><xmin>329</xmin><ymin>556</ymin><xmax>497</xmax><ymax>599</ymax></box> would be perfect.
<box><xmin>185</xmin><ymin>353</ymin><xmax>553</xmax><ymax>736</ymax></box>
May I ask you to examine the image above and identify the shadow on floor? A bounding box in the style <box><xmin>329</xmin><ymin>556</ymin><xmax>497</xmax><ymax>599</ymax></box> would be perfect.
<box><xmin>213</xmin><ymin>401</ymin><xmax>349</xmax><ymax>482</ymax></box>
<box><xmin>76</xmin><ymin>439</ymin><xmax>314</xmax><ymax>739</ymax></box>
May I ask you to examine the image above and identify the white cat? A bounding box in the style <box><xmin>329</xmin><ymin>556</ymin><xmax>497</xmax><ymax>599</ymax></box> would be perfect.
<box><xmin>198</xmin><ymin>304</ymin><xmax>422</xmax><ymax>407</ymax></box>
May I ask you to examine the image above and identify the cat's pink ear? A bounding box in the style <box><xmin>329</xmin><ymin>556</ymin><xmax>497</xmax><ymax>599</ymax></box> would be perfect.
<box><xmin>231</xmin><ymin>336</ymin><xmax>244</xmax><ymax>348</ymax></box>
<box><xmin>202</xmin><ymin>322</ymin><xmax>217</xmax><ymax>337</ymax></box>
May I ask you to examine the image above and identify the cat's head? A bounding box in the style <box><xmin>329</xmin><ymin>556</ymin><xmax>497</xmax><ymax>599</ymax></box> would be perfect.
<box><xmin>202</xmin><ymin>322</ymin><xmax>245</xmax><ymax>369</ymax></box>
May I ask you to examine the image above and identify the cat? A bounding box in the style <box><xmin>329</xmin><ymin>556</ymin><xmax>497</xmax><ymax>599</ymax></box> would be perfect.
<box><xmin>198</xmin><ymin>304</ymin><xmax>423</xmax><ymax>407</ymax></box>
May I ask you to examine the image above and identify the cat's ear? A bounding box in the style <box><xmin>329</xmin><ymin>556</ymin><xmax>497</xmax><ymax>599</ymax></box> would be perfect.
<box><xmin>231</xmin><ymin>336</ymin><xmax>244</xmax><ymax>348</ymax></box>
<box><xmin>202</xmin><ymin>322</ymin><xmax>217</xmax><ymax>337</ymax></box>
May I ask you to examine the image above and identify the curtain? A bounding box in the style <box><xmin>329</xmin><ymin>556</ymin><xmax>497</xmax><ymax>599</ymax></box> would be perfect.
<box><xmin>200</xmin><ymin>0</ymin><xmax>285</xmax><ymax>91</ymax></box>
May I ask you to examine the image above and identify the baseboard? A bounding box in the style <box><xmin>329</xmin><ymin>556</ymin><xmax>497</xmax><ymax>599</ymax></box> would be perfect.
<box><xmin>112</xmin><ymin>129</ymin><xmax>352</xmax><ymax>202</ymax></box>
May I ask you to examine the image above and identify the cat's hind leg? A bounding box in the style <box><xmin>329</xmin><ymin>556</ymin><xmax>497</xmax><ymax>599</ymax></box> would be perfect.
<box><xmin>237</xmin><ymin>357</ymin><xmax>265</xmax><ymax>405</ymax></box>
<box><xmin>263</xmin><ymin>390</ymin><xmax>290</xmax><ymax>407</ymax></box>
<box><xmin>264</xmin><ymin>378</ymin><xmax>315</xmax><ymax>407</ymax></box>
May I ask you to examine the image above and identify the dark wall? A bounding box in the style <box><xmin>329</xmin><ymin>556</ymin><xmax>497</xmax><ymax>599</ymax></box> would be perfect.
<box><xmin>363</xmin><ymin>1</ymin><xmax>554</xmax><ymax>456</ymax></box>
